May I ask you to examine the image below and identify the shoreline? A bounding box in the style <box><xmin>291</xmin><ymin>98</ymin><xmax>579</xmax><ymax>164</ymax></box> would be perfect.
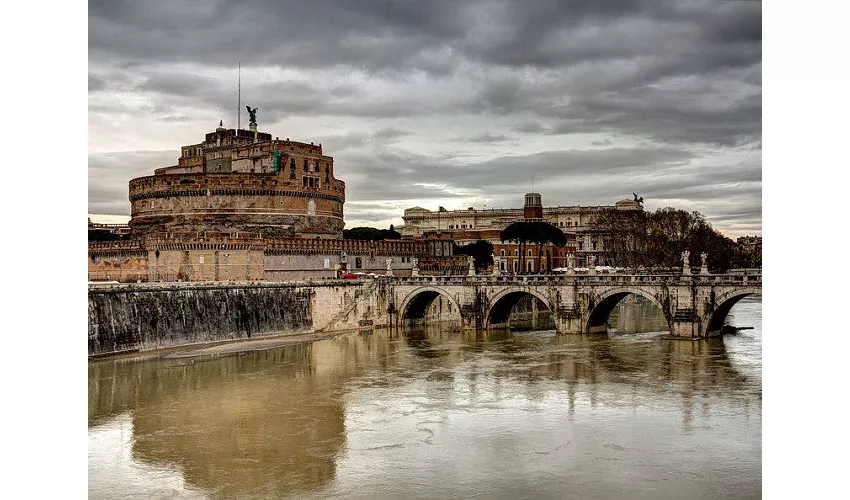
<box><xmin>87</xmin><ymin>328</ymin><xmax>360</xmax><ymax>363</ymax></box>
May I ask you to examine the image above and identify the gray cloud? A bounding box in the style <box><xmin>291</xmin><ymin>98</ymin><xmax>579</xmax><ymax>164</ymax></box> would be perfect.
<box><xmin>460</xmin><ymin>132</ymin><xmax>512</xmax><ymax>143</ymax></box>
<box><xmin>88</xmin><ymin>0</ymin><xmax>761</xmax><ymax>237</ymax></box>
<box><xmin>88</xmin><ymin>150</ymin><xmax>177</xmax><ymax>215</ymax></box>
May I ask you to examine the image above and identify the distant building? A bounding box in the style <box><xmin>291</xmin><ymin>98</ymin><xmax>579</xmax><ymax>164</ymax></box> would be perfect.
<box><xmin>736</xmin><ymin>235</ymin><xmax>762</xmax><ymax>266</ymax></box>
<box><xmin>399</xmin><ymin>193</ymin><xmax>643</xmax><ymax>267</ymax></box>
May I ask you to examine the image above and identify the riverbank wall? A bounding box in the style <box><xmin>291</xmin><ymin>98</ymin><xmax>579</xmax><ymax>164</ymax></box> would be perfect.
<box><xmin>88</xmin><ymin>281</ymin><xmax>390</xmax><ymax>357</ymax></box>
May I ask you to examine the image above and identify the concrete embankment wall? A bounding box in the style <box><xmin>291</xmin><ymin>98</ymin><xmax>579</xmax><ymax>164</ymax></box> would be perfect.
<box><xmin>88</xmin><ymin>282</ymin><xmax>383</xmax><ymax>357</ymax></box>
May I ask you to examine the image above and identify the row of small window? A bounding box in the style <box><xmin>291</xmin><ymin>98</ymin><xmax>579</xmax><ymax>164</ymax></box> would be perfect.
<box><xmin>499</xmin><ymin>261</ymin><xmax>537</xmax><ymax>272</ymax></box>
<box><xmin>449</xmin><ymin>221</ymin><xmax>579</xmax><ymax>229</ymax></box>
<box><xmin>352</xmin><ymin>256</ymin><xmax>412</xmax><ymax>268</ymax></box>
<box><xmin>289</xmin><ymin>158</ymin><xmax>330</xmax><ymax>181</ymax></box>
<box><xmin>499</xmin><ymin>250</ymin><xmax>541</xmax><ymax>257</ymax></box>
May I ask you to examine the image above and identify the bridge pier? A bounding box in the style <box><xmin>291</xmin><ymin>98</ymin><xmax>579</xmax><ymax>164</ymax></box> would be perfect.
<box><xmin>554</xmin><ymin>315</ymin><xmax>585</xmax><ymax>335</ymax></box>
<box><xmin>670</xmin><ymin>320</ymin><xmax>702</xmax><ymax>338</ymax></box>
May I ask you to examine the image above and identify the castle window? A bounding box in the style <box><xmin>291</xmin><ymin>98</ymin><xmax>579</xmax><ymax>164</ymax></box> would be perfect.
<box><xmin>289</xmin><ymin>158</ymin><xmax>296</xmax><ymax>178</ymax></box>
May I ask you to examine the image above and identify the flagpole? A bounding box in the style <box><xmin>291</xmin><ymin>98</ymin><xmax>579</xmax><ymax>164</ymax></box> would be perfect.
<box><xmin>237</xmin><ymin>62</ymin><xmax>241</xmax><ymax>130</ymax></box>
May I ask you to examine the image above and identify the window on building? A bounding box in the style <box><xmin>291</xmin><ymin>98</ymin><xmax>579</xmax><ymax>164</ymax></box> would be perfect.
<box><xmin>592</xmin><ymin>242</ymin><xmax>597</xmax><ymax>250</ymax></box>
<box><xmin>527</xmin><ymin>261</ymin><xmax>534</xmax><ymax>272</ymax></box>
<box><xmin>513</xmin><ymin>261</ymin><xmax>519</xmax><ymax>272</ymax></box>
<box><xmin>528</xmin><ymin>250</ymin><xmax>532</xmax><ymax>257</ymax></box>
<box><xmin>500</xmin><ymin>250</ymin><xmax>505</xmax><ymax>257</ymax></box>
<box><xmin>578</xmin><ymin>242</ymin><xmax>583</xmax><ymax>250</ymax></box>
<box><xmin>289</xmin><ymin>158</ymin><xmax>296</xmax><ymax>178</ymax></box>
<box><xmin>514</xmin><ymin>250</ymin><xmax>518</xmax><ymax>256</ymax></box>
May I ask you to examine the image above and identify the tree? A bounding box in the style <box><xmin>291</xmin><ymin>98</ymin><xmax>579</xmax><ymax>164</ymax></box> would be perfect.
<box><xmin>500</xmin><ymin>221</ymin><xmax>566</xmax><ymax>273</ymax></box>
<box><xmin>343</xmin><ymin>226</ymin><xmax>402</xmax><ymax>241</ymax></box>
<box><xmin>593</xmin><ymin>207</ymin><xmax>738</xmax><ymax>271</ymax></box>
<box><xmin>88</xmin><ymin>229</ymin><xmax>122</xmax><ymax>242</ymax></box>
<box><xmin>454</xmin><ymin>240</ymin><xmax>494</xmax><ymax>272</ymax></box>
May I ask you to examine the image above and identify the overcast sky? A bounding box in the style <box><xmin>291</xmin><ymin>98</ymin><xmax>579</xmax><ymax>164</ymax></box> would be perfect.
<box><xmin>88</xmin><ymin>0</ymin><xmax>761</xmax><ymax>237</ymax></box>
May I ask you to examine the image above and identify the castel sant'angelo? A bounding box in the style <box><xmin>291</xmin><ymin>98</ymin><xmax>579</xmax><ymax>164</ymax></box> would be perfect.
<box><xmin>89</xmin><ymin>110</ymin><xmax>456</xmax><ymax>282</ymax></box>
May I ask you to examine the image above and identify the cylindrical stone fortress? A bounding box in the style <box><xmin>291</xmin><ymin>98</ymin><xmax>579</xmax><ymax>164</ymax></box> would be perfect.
<box><xmin>128</xmin><ymin>126</ymin><xmax>346</xmax><ymax>239</ymax></box>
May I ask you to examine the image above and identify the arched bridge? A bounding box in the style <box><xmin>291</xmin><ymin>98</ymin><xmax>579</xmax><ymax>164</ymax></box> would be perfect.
<box><xmin>382</xmin><ymin>272</ymin><xmax>761</xmax><ymax>338</ymax></box>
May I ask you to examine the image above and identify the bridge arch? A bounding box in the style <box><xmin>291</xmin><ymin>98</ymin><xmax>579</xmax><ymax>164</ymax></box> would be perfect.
<box><xmin>705</xmin><ymin>287</ymin><xmax>762</xmax><ymax>334</ymax></box>
<box><xmin>399</xmin><ymin>286</ymin><xmax>461</xmax><ymax>322</ymax></box>
<box><xmin>485</xmin><ymin>288</ymin><xmax>555</xmax><ymax>328</ymax></box>
<box><xmin>586</xmin><ymin>286</ymin><xmax>668</xmax><ymax>334</ymax></box>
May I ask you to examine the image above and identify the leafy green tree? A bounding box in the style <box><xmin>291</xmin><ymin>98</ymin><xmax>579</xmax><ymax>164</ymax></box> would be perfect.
<box><xmin>454</xmin><ymin>240</ymin><xmax>494</xmax><ymax>272</ymax></box>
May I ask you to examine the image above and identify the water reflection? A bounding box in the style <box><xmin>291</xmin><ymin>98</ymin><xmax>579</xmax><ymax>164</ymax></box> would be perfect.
<box><xmin>89</xmin><ymin>298</ymin><xmax>761</xmax><ymax>499</ymax></box>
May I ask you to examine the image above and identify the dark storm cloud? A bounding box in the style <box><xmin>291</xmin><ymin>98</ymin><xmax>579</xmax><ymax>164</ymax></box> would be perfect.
<box><xmin>88</xmin><ymin>0</ymin><xmax>761</xmax><ymax>235</ymax></box>
<box><xmin>341</xmin><ymin>145</ymin><xmax>698</xmax><ymax>202</ymax></box>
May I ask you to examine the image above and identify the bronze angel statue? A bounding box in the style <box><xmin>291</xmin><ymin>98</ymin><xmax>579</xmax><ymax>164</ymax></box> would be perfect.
<box><xmin>246</xmin><ymin>105</ymin><xmax>258</xmax><ymax>125</ymax></box>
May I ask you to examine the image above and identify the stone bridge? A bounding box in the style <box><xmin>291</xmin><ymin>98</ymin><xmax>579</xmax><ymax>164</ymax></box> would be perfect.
<box><xmin>378</xmin><ymin>272</ymin><xmax>761</xmax><ymax>338</ymax></box>
<box><xmin>89</xmin><ymin>271</ymin><xmax>761</xmax><ymax>356</ymax></box>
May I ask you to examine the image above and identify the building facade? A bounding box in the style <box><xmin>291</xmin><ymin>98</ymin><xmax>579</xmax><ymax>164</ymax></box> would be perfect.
<box><xmin>400</xmin><ymin>193</ymin><xmax>643</xmax><ymax>267</ymax></box>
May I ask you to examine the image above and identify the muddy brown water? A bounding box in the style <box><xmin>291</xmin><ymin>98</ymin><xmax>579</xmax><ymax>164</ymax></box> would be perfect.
<box><xmin>89</xmin><ymin>296</ymin><xmax>761</xmax><ymax>499</ymax></box>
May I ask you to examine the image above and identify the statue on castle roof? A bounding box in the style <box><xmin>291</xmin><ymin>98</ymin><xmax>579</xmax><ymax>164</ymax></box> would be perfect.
<box><xmin>632</xmin><ymin>192</ymin><xmax>644</xmax><ymax>204</ymax></box>
<box><xmin>246</xmin><ymin>105</ymin><xmax>258</xmax><ymax>125</ymax></box>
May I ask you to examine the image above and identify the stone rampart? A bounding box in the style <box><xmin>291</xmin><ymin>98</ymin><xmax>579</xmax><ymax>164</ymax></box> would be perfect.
<box><xmin>129</xmin><ymin>173</ymin><xmax>345</xmax><ymax>238</ymax></box>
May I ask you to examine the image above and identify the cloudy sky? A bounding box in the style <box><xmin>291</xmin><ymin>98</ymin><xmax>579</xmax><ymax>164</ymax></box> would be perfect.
<box><xmin>89</xmin><ymin>0</ymin><xmax>761</xmax><ymax>237</ymax></box>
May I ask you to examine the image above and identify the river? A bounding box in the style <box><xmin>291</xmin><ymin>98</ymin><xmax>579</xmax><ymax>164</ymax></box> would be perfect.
<box><xmin>88</xmin><ymin>296</ymin><xmax>761</xmax><ymax>499</ymax></box>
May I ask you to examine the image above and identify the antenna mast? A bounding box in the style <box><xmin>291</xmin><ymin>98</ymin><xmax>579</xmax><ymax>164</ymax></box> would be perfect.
<box><xmin>237</xmin><ymin>62</ymin><xmax>241</xmax><ymax>130</ymax></box>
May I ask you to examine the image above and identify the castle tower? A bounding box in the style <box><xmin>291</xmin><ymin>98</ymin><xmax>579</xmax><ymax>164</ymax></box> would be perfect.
<box><xmin>523</xmin><ymin>192</ymin><xmax>543</xmax><ymax>219</ymax></box>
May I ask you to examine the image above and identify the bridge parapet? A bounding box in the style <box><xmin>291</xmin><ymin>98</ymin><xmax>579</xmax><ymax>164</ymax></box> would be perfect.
<box><xmin>382</xmin><ymin>273</ymin><xmax>760</xmax><ymax>286</ymax></box>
